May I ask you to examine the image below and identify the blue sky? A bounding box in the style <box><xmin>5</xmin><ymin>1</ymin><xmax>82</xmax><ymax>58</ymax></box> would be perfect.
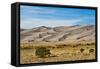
<box><xmin>20</xmin><ymin>5</ymin><xmax>95</xmax><ymax>29</ymax></box>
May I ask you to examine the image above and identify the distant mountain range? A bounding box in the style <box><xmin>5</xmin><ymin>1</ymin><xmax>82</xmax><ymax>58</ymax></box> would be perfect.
<box><xmin>20</xmin><ymin>25</ymin><xmax>95</xmax><ymax>43</ymax></box>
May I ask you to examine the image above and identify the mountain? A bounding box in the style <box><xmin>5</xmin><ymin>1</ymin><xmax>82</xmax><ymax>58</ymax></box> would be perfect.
<box><xmin>20</xmin><ymin>25</ymin><xmax>95</xmax><ymax>43</ymax></box>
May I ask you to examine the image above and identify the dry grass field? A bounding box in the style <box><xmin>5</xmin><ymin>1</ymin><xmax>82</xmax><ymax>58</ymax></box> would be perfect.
<box><xmin>20</xmin><ymin>41</ymin><xmax>95</xmax><ymax>64</ymax></box>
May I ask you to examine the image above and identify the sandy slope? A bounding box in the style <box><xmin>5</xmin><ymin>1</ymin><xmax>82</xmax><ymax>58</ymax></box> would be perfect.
<box><xmin>20</xmin><ymin>25</ymin><xmax>95</xmax><ymax>43</ymax></box>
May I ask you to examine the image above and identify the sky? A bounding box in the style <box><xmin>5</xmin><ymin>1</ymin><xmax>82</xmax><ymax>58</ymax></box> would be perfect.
<box><xmin>20</xmin><ymin>5</ymin><xmax>96</xmax><ymax>29</ymax></box>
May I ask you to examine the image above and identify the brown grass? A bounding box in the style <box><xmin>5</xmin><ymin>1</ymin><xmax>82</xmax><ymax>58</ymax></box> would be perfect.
<box><xmin>20</xmin><ymin>42</ymin><xmax>95</xmax><ymax>64</ymax></box>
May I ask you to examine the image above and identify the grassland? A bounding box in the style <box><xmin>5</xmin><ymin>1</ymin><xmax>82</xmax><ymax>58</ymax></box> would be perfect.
<box><xmin>20</xmin><ymin>41</ymin><xmax>95</xmax><ymax>64</ymax></box>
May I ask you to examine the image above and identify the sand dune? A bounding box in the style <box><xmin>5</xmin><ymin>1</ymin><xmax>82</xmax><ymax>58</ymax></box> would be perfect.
<box><xmin>20</xmin><ymin>25</ymin><xmax>95</xmax><ymax>43</ymax></box>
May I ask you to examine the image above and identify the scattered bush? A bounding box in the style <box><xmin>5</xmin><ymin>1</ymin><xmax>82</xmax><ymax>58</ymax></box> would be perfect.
<box><xmin>35</xmin><ymin>47</ymin><xmax>51</xmax><ymax>58</ymax></box>
<box><xmin>86</xmin><ymin>42</ymin><xmax>95</xmax><ymax>46</ymax></box>
<box><xmin>56</xmin><ymin>44</ymin><xmax>68</xmax><ymax>47</ymax></box>
<box><xmin>80</xmin><ymin>48</ymin><xmax>84</xmax><ymax>53</ymax></box>
<box><xmin>89</xmin><ymin>49</ymin><xmax>94</xmax><ymax>53</ymax></box>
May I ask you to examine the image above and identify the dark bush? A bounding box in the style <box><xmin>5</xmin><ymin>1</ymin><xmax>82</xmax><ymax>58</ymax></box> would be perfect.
<box><xmin>80</xmin><ymin>48</ymin><xmax>84</xmax><ymax>53</ymax></box>
<box><xmin>35</xmin><ymin>47</ymin><xmax>51</xmax><ymax>58</ymax></box>
<box><xmin>89</xmin><ymin>49</ymin><xmax>94</xmax><ymax>53</ymax></box>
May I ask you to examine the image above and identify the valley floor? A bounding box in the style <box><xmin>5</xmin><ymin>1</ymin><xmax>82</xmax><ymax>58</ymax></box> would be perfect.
<box><xmin>20</xmin><ymin>41</ymin><xmax>96</xmax><ymax>64</ymax></box>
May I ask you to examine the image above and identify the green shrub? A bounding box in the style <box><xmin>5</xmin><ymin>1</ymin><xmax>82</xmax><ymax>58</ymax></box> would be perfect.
<box><xmin>35</xmin><ymin>47</ymin><xmax>51</xmax><ymax>58</ymax></box>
